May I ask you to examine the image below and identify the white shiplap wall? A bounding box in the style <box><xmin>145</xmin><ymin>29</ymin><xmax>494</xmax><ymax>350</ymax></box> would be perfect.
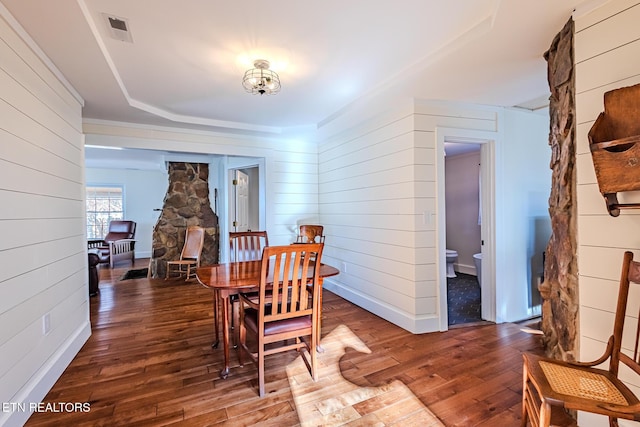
<box><xmin>575</xmin><ymin>1</ymin><xmax>640</xmax><ymax>425</ymax></box>
<box><xmin>318</xmin><ymin>99</ymin><xmax>497</xmax><ymax>333</ymax></box>
<box><xmin>0</xmin><ymin>7</ymin><xmax>88</xmax><ymax>427</ymax></box>
<box><xmin>82</xmin><ymin>122</ymin><xmax>320</xmax><ymax>246</ymax></box>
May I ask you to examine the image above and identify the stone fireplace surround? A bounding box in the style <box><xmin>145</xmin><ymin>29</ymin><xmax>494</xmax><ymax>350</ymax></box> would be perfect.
<box><xmin>149</xmin><ymin>162</ymin><xmax>219</xmax><ymax>279</ymax></box>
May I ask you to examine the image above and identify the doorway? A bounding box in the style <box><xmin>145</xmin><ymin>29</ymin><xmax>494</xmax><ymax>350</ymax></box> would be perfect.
<box><xmin>444</xmin><ymin>142</ymin><xmax>482</xmax><ymax>326</ymax></box>
<box><xmin>222</xmin><ymin>157</ymin><xmax>265</xmax><ymax>262</ymax></box>
<box><xmin>231</xmin><ymin>169</ymin><xmax>250</xmax><ymax>232</ymax></box>
<box><xmin>436</xmin><ymin>127</ymin><xmax>497</xmax><ymax>331</ymax></box>
<box><xmin>229</xmin><ymin>166</ymin><xmax>259</xmax><ymax>232</ymax></box>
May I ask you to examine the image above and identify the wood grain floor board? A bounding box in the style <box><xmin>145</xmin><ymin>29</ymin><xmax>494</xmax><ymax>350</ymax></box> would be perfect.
<box><xmin>23</xmin><ymin>258</ymin><xmax>544</xmax><ymax>426</ymax></box>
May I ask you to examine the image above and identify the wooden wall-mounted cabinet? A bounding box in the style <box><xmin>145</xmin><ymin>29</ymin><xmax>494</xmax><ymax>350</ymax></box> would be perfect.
<box><xmin>589</xmin><ymin>83</ymin><xmax>640</xmax><ymax>216</ymax></box>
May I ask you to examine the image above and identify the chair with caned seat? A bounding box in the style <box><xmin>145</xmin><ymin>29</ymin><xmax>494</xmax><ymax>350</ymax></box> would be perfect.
<box><xmin>238</xmin><ymin>243</ymin><xmax>324</xmax><ymax>397</ymax></box>
<box><xmin>521</xmin><ymin>251</ymin><xmax>640</xmax><ymax>427</ymax></box>
<box><xmin>165</xmin><ymin>226</ymin><xmax>205</xmax><ymax>281</ymax></box>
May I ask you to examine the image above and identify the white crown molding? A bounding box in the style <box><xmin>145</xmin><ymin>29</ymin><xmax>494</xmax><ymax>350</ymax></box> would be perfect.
<box><xmin>0</xmin><ymin>2</ymin><xmax>84</xmax><ymax>105</ymax></box>
<box><xmin>76</xmin><ymin>0</ymin><xmax>282</xmax><ymax>135</ymax></box>
<box><xmin>572</xmin><ymin>0</ymin><xmax>613</xmax><ymax>19</ymax></box>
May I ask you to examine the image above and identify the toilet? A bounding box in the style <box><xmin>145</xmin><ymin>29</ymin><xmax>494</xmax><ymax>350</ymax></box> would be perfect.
<box><xmin>473</xmin><ymin>253</ymin><xmax>482</xmax><ymax>286</ymax></box>
<box><xmin>446</xmin><ymin>249</ymin><xmax>458</xmax><ymax>278</ymax></box>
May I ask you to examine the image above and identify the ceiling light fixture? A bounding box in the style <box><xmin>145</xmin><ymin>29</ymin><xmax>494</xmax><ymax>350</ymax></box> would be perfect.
<box><xmin>242</xmin><ymin>59</ymin><xmax>281</xmax><ymax>95</ymax></box>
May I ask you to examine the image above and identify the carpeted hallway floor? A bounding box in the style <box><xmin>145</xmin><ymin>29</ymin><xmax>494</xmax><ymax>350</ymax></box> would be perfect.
<box><xmin>447</xmin><ymin>272</ymin><xmax>482</xmax><ymax>326</ymax></box>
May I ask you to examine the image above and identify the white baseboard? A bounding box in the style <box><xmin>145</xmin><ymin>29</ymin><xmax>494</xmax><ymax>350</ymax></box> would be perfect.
<box><xmin>2</xmin><ymin>321</ymin><xmax>91</xmax><ymax>427</ymax></box>
<box><xmin>323</xmin><ymin>278</ymin><xmax>441</xmax><ymax>334</ymax></box>
<box><xmin>455</xmin><ymin>263</ymin><xmax>477</xmax><ymax>276</ymax></box>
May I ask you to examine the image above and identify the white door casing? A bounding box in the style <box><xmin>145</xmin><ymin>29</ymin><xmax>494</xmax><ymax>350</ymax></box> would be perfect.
<box><xmin>436</xmin><ymin>127</ymin><xmax>497</xmax><ymax>331</ymax></box>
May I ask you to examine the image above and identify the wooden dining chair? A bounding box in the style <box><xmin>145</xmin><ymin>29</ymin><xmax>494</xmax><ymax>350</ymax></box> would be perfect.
<box><xmin>165</xmin><ymin>226</ymin><xmax>205</xmax><ymax>281</ymax></box>
<box><xmin>218</xmin><ymin>231</ymin><xmax>270</xmax><ymax>340</ymax></box>
<box><xmin>238</xmin><ymin>243</ymin><xmax>324</xmax><ymax>397</ymax></box>
<box><xmin>522</xmin><ymin>251</ymin><xmax>640</xmax><ymax>427</ymax></box>
<box><xmin>229</xmin><ymin>231</ymin><xmax>269</xmax><ymax>262</ymax></box>
<box><xmin>297</xmin><ymin>224</ymin><xmax>325</xmax><ymax>244</ymax></box>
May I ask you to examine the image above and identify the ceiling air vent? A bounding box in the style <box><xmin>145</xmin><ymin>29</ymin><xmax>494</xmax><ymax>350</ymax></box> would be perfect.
<box><xmin>102</xmin><ymin>13</ymin><xmax>133</xmax><ymax>43</ymax></box>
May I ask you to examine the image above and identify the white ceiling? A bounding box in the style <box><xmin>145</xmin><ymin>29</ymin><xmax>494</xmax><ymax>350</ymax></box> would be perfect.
<box><xmin>3</xmin><ymin>0</ymin><xmax>591</xmax><ymax>138</ymax></box>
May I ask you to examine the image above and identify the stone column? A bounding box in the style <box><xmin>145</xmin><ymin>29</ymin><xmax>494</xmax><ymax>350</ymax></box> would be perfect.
<box><xmin>539</xmin><ymin>19</ymin><xmax>578</xmax><ymax>361</ymax></box>
<box><xmin>149</xmin><ymin>162</ymin><xmax>219</xmax><ymax>278</ymax></box>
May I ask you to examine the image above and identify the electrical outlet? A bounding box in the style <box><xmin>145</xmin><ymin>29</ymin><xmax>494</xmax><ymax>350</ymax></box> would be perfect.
<box><xmin>42</xmin><ymin>313</ymin><xmax>51</xmax><ymax>335</ymax></box>
<box><xmin>341</xmin><ymin>261</ymin><xmax>347</xmax><ymax>273</ymax></box>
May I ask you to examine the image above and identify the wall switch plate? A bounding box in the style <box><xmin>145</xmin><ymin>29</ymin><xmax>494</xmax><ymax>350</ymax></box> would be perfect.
<box><xmin>42</xmin><ymin>313</ymin><xmax>51</xmax><ymax>335</ymax></box>
<box><xmin>423</xmin><ymin>211</ymin><xmax>434</xmax><ymax>225</ymax></box>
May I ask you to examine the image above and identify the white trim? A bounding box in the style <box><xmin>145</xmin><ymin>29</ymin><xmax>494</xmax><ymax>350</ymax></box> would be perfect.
<box><xmin>1</xmin><ymin>322</ymin><xmax>91</xmax><ymax>427</ymax></box>
<box><xmin>0</xmin><ymin>3</ymin><xmax>84</xmax><ymax>105</ymax></box>
<box><xmin>455</xmin><ymin>263</ymin><xmax>477</xmax><ymax>276</ymax></box>
<box><xmin>76</xmin><ymin>0</ymin><xmax>280</xmax><ymax>134</ymax></box>
<box><xmin>223</xmin><ymin>157</ymin><xmax>266</xmax><ymax>261</ymax></box>
<box><xmin>318</xmin><ymin>11</ymin><xmax>497</xmax><ymax>130</ymax></box>
<box><xmin>82</xmin><ymin>118</ymin><xmax>281</xmax><ymax>141</ymax></box>
<box><xmin>572</xmin><ymin>0</ymin><xmax>613</xmax><ymax>19</ymax></box>
<box><xmin>480</xmin><ymin>137</ymin><xmax>497</xmax><ymax>323</ymax></box>
<box><xmin>323</xmin><ymin>279</ymin><xmax>441</xmax><ymax>334</ymax></box>
<box><xmin>436</xmin><ymin>127</ymin><xmax>498</xmax><ymax>331</ymax></box>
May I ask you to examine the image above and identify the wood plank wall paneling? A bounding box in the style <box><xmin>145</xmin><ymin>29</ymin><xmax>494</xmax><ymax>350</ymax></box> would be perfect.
<box><xmin>574</xmin><ymin>0</ymin><xmax>640</xmax><ymax>378</ymax></box>
<box><xmin>0</xmin><ymin>9</ymin><xmax>86</xmax><ymax>425</ymax></box>
<box><xmin>0</xmin><ymin>18</ymin><xmax>81</xmax><ymax>118</ymax></box>
<box><xmin>318</xmin><ymin>101</ymin><xmax>497</xmax><ymax>332</ymax></box>
<box><xmin>83</xmin><ymin>121</ymin><xmax>321</xmax><ymax>247</ymax></box>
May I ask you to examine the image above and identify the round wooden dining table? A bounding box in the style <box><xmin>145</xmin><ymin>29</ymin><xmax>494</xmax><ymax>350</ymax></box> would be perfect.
<box><xmin>196</xmin><ymin>260</ymin><xmax>339</xmax><ymax>378</ymax></box>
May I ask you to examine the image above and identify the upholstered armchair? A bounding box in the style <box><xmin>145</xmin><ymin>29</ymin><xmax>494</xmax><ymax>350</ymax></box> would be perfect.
<box><xmin>88</xmin><ymin>249</ymin><xmax>100</xmax><ymax>296</ymax></box>
<box><xmin>88</xmin><ymin>220</ymin><xmax>137</xmax><ymax>268</ymax></box>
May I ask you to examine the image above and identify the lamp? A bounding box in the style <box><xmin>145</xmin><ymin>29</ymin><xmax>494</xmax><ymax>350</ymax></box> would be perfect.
<box><xmin>242</xmin><ymin>59</ymin><xmax>281</xmax><ymax>95</ymax></box>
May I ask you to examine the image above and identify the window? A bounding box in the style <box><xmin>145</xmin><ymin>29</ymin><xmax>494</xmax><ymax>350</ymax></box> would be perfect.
<box><xmin>86</xmin><ymin>186</ymin><xmax>124</xmax><ymax>239</ymax></box>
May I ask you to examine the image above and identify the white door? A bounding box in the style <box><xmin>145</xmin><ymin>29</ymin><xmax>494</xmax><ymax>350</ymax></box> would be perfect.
<box><xmin>233</xmin><ymin>170</ymin><xmax>249</xmax><ymax>232</ymax></box>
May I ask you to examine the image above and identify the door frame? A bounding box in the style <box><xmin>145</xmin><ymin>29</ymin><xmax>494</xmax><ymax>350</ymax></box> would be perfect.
<box><xmin>436</xmin><ymin>127</ymin><xmax>497</xmax><ymax>331</ymax></box>
<box><xmin>222</xmin><ymin>157</ymin><xmax>265</xmax><ymax>262</ymax></box>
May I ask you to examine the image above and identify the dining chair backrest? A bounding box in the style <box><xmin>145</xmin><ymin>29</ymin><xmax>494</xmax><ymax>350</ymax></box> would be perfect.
<box><xmin>229</xmin><ymin>231</ymin><xmax>268</xmax><ymax>262</ymax></box>
<box><xmin>259</xmin><ymin>243</ymin><xmax>324</xmax><ymax>320</ymax></box>
<box><xmin>238</xmin><ymin>242</ymin><xmax>324</xmax><ymax>397</ymax></box>
<box><xmin>297</xmin><ymin>224</ymin><xmax>325</xmax><ymax>244</ymax></box>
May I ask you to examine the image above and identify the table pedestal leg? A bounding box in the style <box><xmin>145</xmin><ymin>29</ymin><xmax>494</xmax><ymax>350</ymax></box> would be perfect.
<box><xmin>219</xmin><ymin>294</ymin><xmax>231</xmax><ymax>379</ymax></box>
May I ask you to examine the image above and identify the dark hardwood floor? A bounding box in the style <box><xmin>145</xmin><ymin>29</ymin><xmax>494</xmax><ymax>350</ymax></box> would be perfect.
<box><xmin>25</xmin><ymin>258</ymin><xmax>544</xmax><ymax>426</ymax></box>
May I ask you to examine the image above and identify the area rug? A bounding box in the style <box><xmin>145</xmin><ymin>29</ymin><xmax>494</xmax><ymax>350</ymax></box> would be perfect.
<box><xmin>287</xmin><ymin>324</ymin><xmax>445</xmax><ymax>426</ymax></box>
<box><xmin>119</xmin><ymin>268</ymin><xmax>148</xmax><ymax>281</ymax></box>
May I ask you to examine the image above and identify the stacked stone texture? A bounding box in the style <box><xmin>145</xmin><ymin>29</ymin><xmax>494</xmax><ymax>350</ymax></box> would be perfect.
<box><xmin>150</xmin><ymin>162</ymin><xmax>219</xmax><ymax>278</ymax></box>
<box><xmin>540</xmin><ymin>19</ymin><xmax>578</xmax><ymax>361</ymax></box>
